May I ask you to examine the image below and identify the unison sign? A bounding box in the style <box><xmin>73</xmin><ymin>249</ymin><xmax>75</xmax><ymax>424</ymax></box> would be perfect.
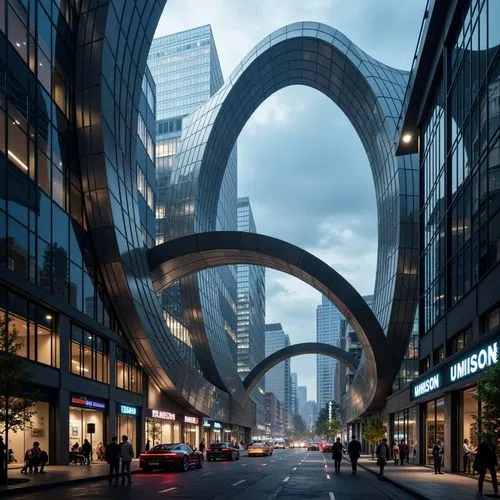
<box><xmin>410</xmin><ymin>335</ymin><xmax>499</xmax><ymax>401</ymax></box>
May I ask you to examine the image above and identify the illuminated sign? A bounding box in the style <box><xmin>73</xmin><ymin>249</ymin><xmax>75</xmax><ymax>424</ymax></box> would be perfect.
<box><xmin>118</xmin><ymin>404</ymin><xmax>138</xmax><ymax>416</ymax></box>
<box><xmin>70</xmin><ymin>394</ymin><xmax>106</xmax><ymax>411</ymax></box>
<box><xmin>203</xmin><ymin>418</ymin><xmax>211</xmax><ymax>427</ymax></box>
<box><xmin>410</xmin><ymin>333</ymin><xmax>500</xmax><ymax>401</ymax></box>
<box><xmin>213</xmin><ymin>422</ymin><xmax>222</xmax><ymax>429</ymax></box>
<box><xmin>184</xmin><ymin>415</ymin><xmax>199</xmax><ymax>425</ymax></box>
<box><xmin>150</xmin><ymin>409</ymin><xmax>176</xmax><ymax>421</ymax></box>
<box><xmin>413</xmin><ymin>374</ymin><xmax>440</xmax><ymax>399</ymax></box>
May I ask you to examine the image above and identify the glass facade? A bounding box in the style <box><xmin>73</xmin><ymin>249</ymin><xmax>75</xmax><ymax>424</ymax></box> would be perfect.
<box><xmin>392</xmin><ymin>407</ymin><xmax>418</xmax><ymax>464</ymax></box>
<box><xmin>70</xmin><ymin>324</ymin><xmax>107</xmax><ymax>384</ymax></box>
<box><xmin>148</xmin><ymin>25</ymin><xmax>239</xmax><ymax>384</ymax></box>
<box><xmin>424</xmin><ymin>397</ymin><xmax>445</xmax><ymax>466</ymax></box>
<box><xmin>422</xmin><ymin>0</ymin><xmax>500</xmax><ymax>333</ymax></box>
<box><xmin>236</xmin><ymin>197</ymin><xmax>266</xmax><ymax>424</ymax></box>
<box><xmin>116</xmin><ymin>347</ymin><xmax>142</xmax><ymax>394</ymax></box>
<box><xmin>392</xmin><ymin>307</ymin><xmax>419</xmax><ymax>391</ymax></box>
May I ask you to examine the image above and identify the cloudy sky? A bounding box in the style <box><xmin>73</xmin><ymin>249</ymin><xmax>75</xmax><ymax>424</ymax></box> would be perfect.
<box><xmin>155</xmin><ymin>0</ymin><xmax>426</xmax><ymax>401</ymax></box>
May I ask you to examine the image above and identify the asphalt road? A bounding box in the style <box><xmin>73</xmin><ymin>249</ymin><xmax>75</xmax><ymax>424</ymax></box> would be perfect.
<box><xmin>12</xmin><ymin>449</ymin><xmax>417</xmax><ymax>499</ymax></box>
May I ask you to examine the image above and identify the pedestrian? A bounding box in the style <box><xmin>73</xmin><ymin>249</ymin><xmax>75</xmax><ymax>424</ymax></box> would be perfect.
<box><xmin>96</xmin><ymin>442</ymin><xmax>104</xmax><ymax>461</ymax></box>
<box><xmin>332</xmin><ymin>437</ymin><xmax>343</xmax><ymax>473</ymax></box>
<box><xmin>399</xmin><ymin>439</ymin><xmax>408</xmax><ymax>465</ymax></box>
<box><xmin>39</xmin><ymin>449</ymin><xmax>48</xmax><ymax>472</ymax></box>
<box><xmin>145</xmin><ymin>440</ymin><xmax>151</xmax><ymax>452</ymax></box>
<box><xmin>463</xmin><ymin>438</ymin><xmax>472</xmax><ymax>474</ymax></box>
<box><xmin>475</xmin><ymin>434</ymin><xmax>498</xmax><ymax>497</ymax></box>
<box><xmin>392</xmin><ymin>441</ymin><xmax>400</xmax><ymax>466</ymax></box>
<box><xmin>376</xmin><ymin>438</ymin><xmax>390</xmax><ymax>479</ymax></box>
<box><xmin>105</xmin><ymin>436</ymin><xmax>121</xmax><ymax>485</ymax></box>
<box><xmin>8</xmin><ymin>449</ymin><xmax>18</xmax><ymax>464</ymax></box>
<box><xmin>21</xmin><ymin>442</ymin><xmax>41</xmax><ymax>474</ymax></box>
<box><xmin>0</xmin><ymin>436</ymin><xmax>5</xmax><ymax>482</ymax></box>
<box><xmin>120</xmin><ymin>435</ymin><xmax>134</xmax><ymax>485</ymax></box>
<box><xmin>347</xmin><ymin>434</ymin><xmax>361</xmax><ymax>473</ymax></box>
<box><xmin>81</xmin><ymin>439</ymin><xmax>92</xmax><ymax>465</ymax></box>
<box><xmin>432</xmin><ymin>439</ymin><xmax>443</xmax><ymax>474</ymax></box>
<box><xmin>199</xmin><ymin>439</ymin><xmax>206</xmax><ymax>454</ymax></box>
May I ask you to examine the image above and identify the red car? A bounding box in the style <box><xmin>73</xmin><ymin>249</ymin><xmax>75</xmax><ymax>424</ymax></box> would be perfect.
<box><xmin>321</xmin><ymin>442</ymin><xmax>334</xmax><ymax>453</ymax></box>
<box><xmin>206</xmin><ymin>442</ymin><xmax>240</xmax><ymax>461</ymax></box>
<box><xmin>139</xmin><ymin>443</ymin><xmax>204</xmax><ymax>472</ymax></box>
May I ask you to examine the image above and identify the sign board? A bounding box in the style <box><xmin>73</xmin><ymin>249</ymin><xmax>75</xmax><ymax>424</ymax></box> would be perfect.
<box><xmin>213</xmin><ymin>422</ymin><xmax>222</xmax><ymax>430</ymax></box>
<box><xmin>87</xmin><ymin>423</ymin><xmax>95</xmax><ymax>434</ymax></box>
<box><xmin>70</xmin><ymin>394</ymin><xmax>107</xmax><ymax>411</ymax></box>
<box><xmin>117</xmin><ymin>403</ymin><xmax>139</xmax><ymax>417</ymax></box>
<box><xmin>184</xmin><ymin>415</ymin><xmax>199</xmax><ymax>425</ymax></box>
<box><xmin>147</xmin><ymin>409</ymin><xmax>176</xmax><ymax>421</ymax></box>
<box><xmin>410</xmin><ymin>333</ymin><xmax>500</xmax><ymax>401</ymax></box>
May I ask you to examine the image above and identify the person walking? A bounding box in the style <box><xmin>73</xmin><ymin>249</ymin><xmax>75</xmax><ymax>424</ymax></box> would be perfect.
<box><xmin>332</xmin><ymin>437</ymin><xmax>343</xmax><ymax>473</ymax></box>
<box><xmin>432</xmin><ymin>439</ymin><xmax>443</xmax><ymax>474</ymax></box>
<box><xmin>145</xmin><ymin>440</ymin><xmax>151</xmax><ymax>452</ymax></box>
<box><xmin>463</xmin><ymin>438</ymin><xmax>472</xmax><ymax>474</ymax></box>
<box><xmin>347</xmin><ymin>435</ymin><xmax>361</xmax><ymax>473</ymax></box>
<box><xmin>120</xmin><ymin>435</ymin><xmax>134</xmax><ymax>485</ymax></box>
<box><xmin>475</xmin><ymin>434</ymin><xmax>498</xmax><ymax>497</ymax></box>
<box><xmin>199</xmin><ymin>439</ymin><xmax>206</xmax><ymax>455</ymax></box>
<box><xmin>81</xmin><ymin>439</ymin><xmax>92</xmax><ymax>465</ymax></box>
<box><xmin>392</xmin><ymin>441</ymin><xmax>400</xmax><ymax>466</ymax></box>
<box><xmin>376</xmin><ymin>438</ymin><xmax>390</xmax><ymax>479</ymax></box>
<box><xmin>399</xmin><ymin>439</ymin><xmax>408</xmax><ymax>465</ymax></box>
<box><xmin>105</xmin><ymin>436</ymin><xmax>121</xmax><ymax>485</ymax></box>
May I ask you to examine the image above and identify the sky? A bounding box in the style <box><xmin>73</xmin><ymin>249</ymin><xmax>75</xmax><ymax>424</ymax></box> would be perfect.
<box><xmin>155</xmin><ymin>0</ymin><xmax>426</xmax><ymax>402</ymax></box>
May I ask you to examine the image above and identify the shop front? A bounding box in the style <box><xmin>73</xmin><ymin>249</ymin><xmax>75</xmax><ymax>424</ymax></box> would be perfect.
<box><xmin>410</xmin><ymin>333</ymin><xmax>499</xmax><ymax>471</ymax></box>
<box><xmin>183</xmin><ymin>415</ymin><xmax>200</xmax><ymax>449</ymax></box>
<box><xmin>145</xmin><ymin>408</ymin><xmax>181</xmax><ymax>446</ymax></box>
<box><xmin>201</xmin><ymin>418</ymin><xmax>223</xmax><ymax>444</ymax></box>
<box><xmin>392</xmin><ymin>407</ymin><xmax>418</xmax><ymax>463</ymax></box>
<box><xmin>116</xmin><ymin>403</ymin><xmax>140</xmax><ymax>456</ymax></box>
<box><xmin>69</xmin><ymin>394</ymin><xmax>107</xmax><ymax>462</ymax></box>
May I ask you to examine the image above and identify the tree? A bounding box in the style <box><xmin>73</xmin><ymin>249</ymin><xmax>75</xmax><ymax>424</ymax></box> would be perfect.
<box><xmin>474</xmin><ymin>362</ymin><xmax>500</xmax><ymax>442</ymax></box>
<box><xmin>0</xmin><ymin>317</ymin><xmax>38</xmax><ymax>484</ymax></box>
<box><xmin>315</xmin><ymin>401</ymin><xmax>344</xmax><ymax>439</ymax></box>
<box><xmin>363</xmin><ymin>417</ymin><xmax>386</xmax><ymax>459</ymax></box>
<box><xmin>293</xmin><ymin>413</ymin><xmax>308</xmax><ymax>436</ymax></box>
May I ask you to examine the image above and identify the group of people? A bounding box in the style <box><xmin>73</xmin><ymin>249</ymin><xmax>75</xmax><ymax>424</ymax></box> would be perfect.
<box><xmin>70</xmin><ymin>439</ymin><xmax>93</xmax><ymax>465</ymax></box>
<box><xmin>104</xmin><ymin>435</ymin><xmax>134</xmax><ymax>485</ymax></box>
<box><xmin>20</xmin><ymin>442</ymin><xmax>49</xmax><ymax>474</ymax></box>
<box><xmin>390</xmin><ymin>439</ymin><xmax>410</xmax><ymax>466</ymax></box>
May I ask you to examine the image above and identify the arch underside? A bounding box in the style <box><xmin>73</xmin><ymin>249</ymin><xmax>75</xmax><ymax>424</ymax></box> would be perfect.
<box><xmin>243</xmin><ymin>342</ymin><xmax>359</xmax><ymax>393</ymax></box>
<box><xmin>148</xmin><ymin>231</ymin><xmax>391</xmax><ymax>412</ymax></box>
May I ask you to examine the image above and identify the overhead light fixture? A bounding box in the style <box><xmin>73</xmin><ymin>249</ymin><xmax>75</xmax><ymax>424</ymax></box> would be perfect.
<box><xmin>45</xmin><ymin>314</ymin><xmax>52</xmax><ymax>320</ymax></box>
<box><xmin>402</xmin><ymin>133</ymin><xmax>413</xmax><ymax>144</ymax></box>
<box><xmin>8</xmin><ymin>150</ymin><xmax>28</xmax><ymax>171</ymax></box>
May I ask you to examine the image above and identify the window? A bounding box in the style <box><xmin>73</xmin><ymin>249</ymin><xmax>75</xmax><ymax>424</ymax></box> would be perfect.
<box><xmin>481</xmin><ymin>304</ymin><xmax>500</xmax><ymax>335</ymax></box>
<box><xmin>421</xmin><ymin>356</ymin><xmax>430</xmax><ymax>374</ymax></box>
<box><xmin>116</xmin><ymin>347</ymin><xmax>142</xmax><ymax>393</ymax></box>
<box><xmin>70</xmin><ymin>324</ymin><xmax>108</xmax><ymax>383</ymax></box>
<box><xmin>448</xmin><ymin>326</ymin><xmax>473</xmax><ymax>354</ymax></box>
<box><xmin>433</xmin><ymin>345</ymin><xmax>445</xmax><ymax>365</ymax></box>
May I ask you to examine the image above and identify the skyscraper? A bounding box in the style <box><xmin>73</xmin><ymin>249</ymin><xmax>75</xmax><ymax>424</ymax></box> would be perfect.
<box><xmin>236</xmin><ymin>197</ymin><xmax>266</xmax><ymax>424</ymax></box>
<box><xmin>316</xmin><ymin>296</ymin><xmax>342</xmax><ymax>409</ymax></box>
<box><xmin>290</xmin><ymin>372</ymin><xmax>298</xmax><ymax>415</ymax></box>
<box><xmin>148</xmin><ymin>26</ymin><xmax>238</xmax><ymax>368</ymax></box>
<box><xmin>264</xmin><ymin>323</ymin><xmax>291</xmax><ymax>408</ymax></box>
<box><xmin>296</xmin><ymin>385</ymin><xmax>307</xmax><ymax>420</ymax></box>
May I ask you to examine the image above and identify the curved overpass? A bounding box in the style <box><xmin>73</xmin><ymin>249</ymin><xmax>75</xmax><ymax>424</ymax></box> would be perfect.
<box><xmin>148</xmin><ymin>230</ymin><xmax>391</xmax><ymax>414</ymax></box>
<box><xmin>243</xmin><ymin>342</ymin><xmax>359</xmax><ymax>393</ymax></box>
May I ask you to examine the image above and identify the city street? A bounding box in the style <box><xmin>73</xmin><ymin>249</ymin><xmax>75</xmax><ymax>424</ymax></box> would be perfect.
<box><xmin>11</xmin><ymin>449</ymin><xmax>413</xmax><ymax>499</ymax></box>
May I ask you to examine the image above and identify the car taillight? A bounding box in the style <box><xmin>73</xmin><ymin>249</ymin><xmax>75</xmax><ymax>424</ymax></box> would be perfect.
<box><xmin>165</xmin><ymin>452</ymin><xmax>177</xmax><ymax>456</ymax></box>
<box><xmin>222</xmin><ymin>448</ymin><xmax>229</xmax><ymax>451</ymax></box>
<box><xmin>207</xmin><ymin>448</ymin><xmax>212</xmax><ymax>452</ymax></box>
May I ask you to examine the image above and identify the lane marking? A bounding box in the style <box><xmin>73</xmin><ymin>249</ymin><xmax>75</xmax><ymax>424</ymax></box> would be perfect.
<box><xmin>232</xmin><ymin>479</ymin><xmax>246</xmax><ymax>486</ymax></box>
<box><xmin>329</xmin><ymin>492</ymin><xmax>335</xmax><ymax>500</ymax></box>
<box><xmin>240</xmin><ymin>464</ymin><xmax>247</xmax><ymax>467</ymax></box>
<box><xmin>283</xmin><ymin>476</ymin><xmax>290</xmax><ymax>483</ymax></box>
<box><xmin>293</xmin><ymin>467</ymin><xmax>297</xmax><ymax>471</ymax></box>
<box><xmin>262</xmin><ymin>463</ymin><xmax>267</xmax><ymax>466</ymax></box>
<box><xmin>326</xmin><ymin>474</ymin><xmax>331</xmax><ymax>480</ymax></box>
<box><xmin>159</xmin><ymin>487</ymin><xmax>177</xmax><ymax>493</ymax></box>
<box><xmin>201</xmin><ymin>472</ymin><xmax>212</xmax><ymax>476</ymax></box>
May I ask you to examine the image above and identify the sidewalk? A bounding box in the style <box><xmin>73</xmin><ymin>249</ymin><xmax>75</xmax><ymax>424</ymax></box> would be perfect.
<box><xmin>356</xmin><ymin>455</ymin><xmax>495</xmax><ymax>499</ymax></box>
<box><xmin>0</xmin><ymin>461</ymin><xmax>140</xmax><ymax>496</ymax></box>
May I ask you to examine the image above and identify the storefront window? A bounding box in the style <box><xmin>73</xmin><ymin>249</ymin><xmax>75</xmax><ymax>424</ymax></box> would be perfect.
<box><xmin>116</xmin><ymin>347</ymin><xmax>142</xmax><ymax>393</ymax></box>
<box><xmin>183</xmin><ymin>416</ymin><xmax>199</xmax><ymax>449</ymax></box>
<box><xmin>145</xmin><ymin>414</ymin><xmax>180</xmax><ymax>446</ymax></box>
<box><xmin>8</xmin><ymin>401</ymin><xmax>50</xmax><ymax>467</ymax></box>
<box><xmin>69</xmin><ymin>406</ymin><xmax>105</xmax><ymax>463</ymax></box>
<box><xmin>392</xmin><ymin>408</ymin><xmax>418</xmax><ymax>464</ymax></box>
<box><xmin>70</xmin><ymin>324</ymin><xmax>108</xmax><ymax>383</ymax></box>
<box><xmin>462</xmin><ymin>387</ymin><xmax>480</xmax><ymax>451</ymax></box>
<box><xmin>117</xmin><ymin>416</ymin><xmax>137</xmax><ymax>456</ymax></box>
<box><xmin>425</xmin><ymin>397</ymin><xmax>445</xmax><ymax>466</ymax></box>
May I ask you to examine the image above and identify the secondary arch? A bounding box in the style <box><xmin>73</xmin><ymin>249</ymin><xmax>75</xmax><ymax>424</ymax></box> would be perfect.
<box><xmin>243</xmin><ymin>342</ymin><xmax>359</xmax><ymax>393</ymax></box>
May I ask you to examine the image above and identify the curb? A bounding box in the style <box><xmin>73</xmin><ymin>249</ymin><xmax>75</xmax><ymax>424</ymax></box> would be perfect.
<box><xmin>1</xmin><ymin>469</ymin><xmax>141</xmax><ymax>497</ymax></box>
<box><xmin>355</xmin><ymin>460</ymin><xmax>429</xmax><ymax>500</ymax></box>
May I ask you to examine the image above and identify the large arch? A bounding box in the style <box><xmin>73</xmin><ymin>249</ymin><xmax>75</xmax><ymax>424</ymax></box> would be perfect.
<box><xmin>148</xmin><ymin>230</ymin><xmax>391</xmax><ymax>413</ymax></box>
<box><xmin>166</xmin><ymin>22</ymin><xmax>419</xmax><ymax>420</ymax></box>
<box><xmin>243</xmin><ymin>343</ymin><xmax>359</xmax><ymax>393</ymax></box>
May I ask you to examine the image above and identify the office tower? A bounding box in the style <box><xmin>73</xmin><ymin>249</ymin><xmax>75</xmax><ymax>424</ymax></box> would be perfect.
<box><xmin>265</xmin><ymin>323</ymin><xmax>291</xmax><ymax>408</ymax></box>
<box><xmin>236</xmin><ymin>197</ymin><xmax>266</xmax><ymax>424</ymax></box>
<box><xmin>303</xmin><ymin>401</ymin><xmax>318</xmax><ymax>431</ymax></box>
<box><xmin>296</xmin><ymin>385</ymin><xmax>307</xmax><ymax>419</ymax></box>
<box><xmin>316</xmin><ymin>295</ymin><xmax>342</xmax><ymax>409</ymax></box>
<box><xmin>148</xmin><ymin>26</ymin><xmax>238</xmax><ymax>367</ymax></box>
<box><xmin>290</xmin><ymin>372</ymin><xmax>298</xmax><ymax>414</ymax></box>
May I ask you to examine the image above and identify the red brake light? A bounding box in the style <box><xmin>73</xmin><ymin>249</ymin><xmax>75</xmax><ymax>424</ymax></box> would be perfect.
<box><xmin>165</xmin><ymin>452</ymin><xmax>177</xmax><ymax>456</ymax></box>
<box><xmin>207</xmin><ymin>448</ymin><xmax>212</xmax><ymax>452</ymax></box>
<box><xmin>222</xmin><ymin>448</ymin><xmax>229</xmax><ymax>451</ymax></box>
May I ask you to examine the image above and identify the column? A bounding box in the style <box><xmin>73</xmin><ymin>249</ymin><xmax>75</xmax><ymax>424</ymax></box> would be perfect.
<box><xmin>444</xmin><ymin>392</ymin><xmax>459</xmax><ymax>472</ymax></box>
<box><xmin>55</xmin><ymin>389</ymin><xmax>70</xmax><ymax>465</ymax></box>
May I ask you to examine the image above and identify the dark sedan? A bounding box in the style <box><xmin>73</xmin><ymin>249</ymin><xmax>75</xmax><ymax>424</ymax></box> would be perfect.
<box><xmin>307</xmin><ymin>441</ymin><xmax>320</xmax><ymax>451</ymax></box>
<box><xmin>139</xmin><ymin>443</ymin><xmax>203</xmax><ymax>472</ymax></box>
<box><xmin>206</xmin><ymin>442</ymin><xmax>240</xmax><ymax>461</ymax></box>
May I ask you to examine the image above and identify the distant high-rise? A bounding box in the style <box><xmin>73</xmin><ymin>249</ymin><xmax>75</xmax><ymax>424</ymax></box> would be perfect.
<box><xmin>296</xmin><ymin>385</ymin><xmax>307</xmax><ymax>420</ymax></box>
<box><xmin>290</xmin><ymin>372</ymin><xmax>298</xmax><ymax>414</ymax></box>
<box><xmin>265</xmin><ymin>323</ymin><xmax>291</xmax><ymax>409</ymax></box>
<box><xmin>316</xmin><ymin>296</ymin><xmax>342</xmax><ymax>409</ymax></box>
<box><xmin>148</xmin><ymin>26</ymin><xmax>238</xmax><ymax>368</ymax></box>
<box><xmin>236</xmin><ymin>197</ymin><xmax>266</xmax><ymax>425</ymax></box>
<box><xmin>303</xmin><ymin>401</ymin><xmax>318</xmax><ymax>431</ymax></box>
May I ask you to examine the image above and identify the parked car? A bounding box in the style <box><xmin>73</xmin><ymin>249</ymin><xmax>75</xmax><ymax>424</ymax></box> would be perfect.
<box><xmin>274</xmin><ymin>440</ymin><xmax>285</xmax><ymax>449</ymax></box>
<box><xmin>321</xmin><ymin>442</ymin><xmax>334</xmax><ymax>453</ymax></box>
<box><xmin>248</xmin><ymin>441</ymin><xmax>273</xmax><ymax>457</ymax></box>
<box><xmin>307</xmin><ymin>441</ymin><xmax>320</xmax><ymax>451</ymax></box>
<box><xmin>206</xmin><ymin>442</ymin><xmax>240</xmax><ymax>461</ymax></box>
<box><xmin>139</xmin><ymin>443</ymin><xmax>203</xmax><ymax>472</ymax></box>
